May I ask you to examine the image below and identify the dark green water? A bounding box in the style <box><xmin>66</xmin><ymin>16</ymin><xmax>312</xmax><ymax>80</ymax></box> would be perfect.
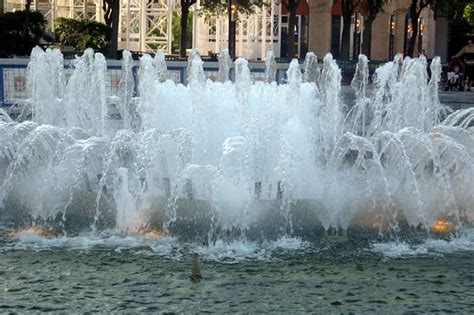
<box><xmin>1</xmin><ymin>228</ymin><xmax>473</xmax><ymax>313</ymax></box>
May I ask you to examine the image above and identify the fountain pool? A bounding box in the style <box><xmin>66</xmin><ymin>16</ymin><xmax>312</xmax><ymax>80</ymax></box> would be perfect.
<box><xmin>1</xmin><ymin>47</ymin><xmax>473</xmax><ymax>312</ymax></box>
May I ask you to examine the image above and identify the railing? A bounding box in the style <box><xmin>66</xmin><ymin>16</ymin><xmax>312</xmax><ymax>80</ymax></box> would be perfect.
<box><xmin>0</xmin><ymin>58</ymin><xmax>292</xmax><ymax>107</ymax></box>
<box><xmin>0</xmin><ymin>57</ymin><xmax>384</xmax><ymax>107</ymax></box>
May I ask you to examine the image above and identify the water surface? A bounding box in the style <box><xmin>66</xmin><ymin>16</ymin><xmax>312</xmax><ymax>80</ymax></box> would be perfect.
<box><xmin>2</xmin><ymin>228</ymin><xmax>473</xmax><ymax>313</ymax></box>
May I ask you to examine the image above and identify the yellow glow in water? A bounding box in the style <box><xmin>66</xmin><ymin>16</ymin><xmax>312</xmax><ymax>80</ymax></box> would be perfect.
<box><xmin>10</xmin><ymin>226</ymin><xmax>51</xmax><ymax>237</ymax></box>
<box><xmin>431</xmin><ymin>219</ymin><xmax>454</xmax><ymax>233</ymax></box>
<box><xmin>143</xmin><ymin>230</ymin><xmax>167</xmax><ymax>238</ymax></box>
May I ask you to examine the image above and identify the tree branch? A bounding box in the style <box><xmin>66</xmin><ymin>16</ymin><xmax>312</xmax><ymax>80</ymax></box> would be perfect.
<box><xmin>416</xmin><ymin>0</ymin><xmax>432</xmax><ymax>16</ymax></box>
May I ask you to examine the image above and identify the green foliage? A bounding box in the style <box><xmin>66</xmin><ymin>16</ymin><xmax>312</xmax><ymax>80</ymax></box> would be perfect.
<box><xmin>198</xmin><ymin>0</ymin><xmax>265</xmax><ymax>22</ymax></box>
<box><xmin>463</xmin><ymin>2</ymin><xmax>474</xmax><ymax>26</ymax></box>
<box><xmin>54</xmin><ymin>17</ymin><xmax>111</xmax><ymax>52</ymax></box>
<box><xmin>0</xmin><ymin>10</ymin><xmax>49</xmax><ymax>56</ymax></box>
<box><xmin>436</xmin><ymin>0</ymin><xmax>474</xmax><ymax>26</ymax></box>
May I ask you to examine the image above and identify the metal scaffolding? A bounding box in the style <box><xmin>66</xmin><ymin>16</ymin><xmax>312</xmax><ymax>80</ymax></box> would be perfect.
<box><xmin>118</xmin><ymin>0</ymin><xmax>175</xmax><ymax>53</ymax></box>
<box><xmin>4</xmin><ymin>0</ymin><xmax>281</xmax><ymax>58</ymax></box>
<box><xmin>4</xmin><ymin>0</ymin><xmax>177</xmax><ymax>53</ymax></box>
<box><xmin>195</xmin><ymin>0</ymin><xmax>282</xmax><ymax>59</ymax></box>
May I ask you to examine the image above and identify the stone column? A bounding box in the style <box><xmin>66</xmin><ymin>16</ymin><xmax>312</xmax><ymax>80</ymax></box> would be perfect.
<box><xmin>371</xmin><ymin>12</ymin><xmax>390</xmax><ymax>60</ymax></box>
<box><xmin>307</xmin><ymin>0</ymin><xmax>333</xmax><ymax>58</ymax></box>
<box><xmin>434</xmin><ymin>16</ymin><xmax>448</xmax><ymax>62</ymax></box>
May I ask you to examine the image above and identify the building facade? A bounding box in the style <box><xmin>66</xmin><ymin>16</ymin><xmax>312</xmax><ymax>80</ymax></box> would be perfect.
<box><xmin>308</xmin><ymin>0</ymin><xmax>449</xmax><ymax>61</ymax></box>
<box><xmin>3</xmin><ymin>0</ymin><xmax>448</xmax><ymax>61</ymax></box>
<box><xmin>3</xmin><ymin>0</ymin><xmax>311</xmax><ymax>59</ymax></box>
<box><xmin>195</xmin><ymin>0</ymin><xmax>309</xmax><ymax>60</ymax></box>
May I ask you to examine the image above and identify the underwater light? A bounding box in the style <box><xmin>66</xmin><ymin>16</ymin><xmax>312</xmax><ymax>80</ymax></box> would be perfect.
<box><xmin>431</xmin><ymin>219</ymin><xmax>455</xmax><ymax>233</ymax></box>
<box><xmin>10</xmin><ymin>226</ymin><xmax>53</xmax><ymax>237</ymax></box>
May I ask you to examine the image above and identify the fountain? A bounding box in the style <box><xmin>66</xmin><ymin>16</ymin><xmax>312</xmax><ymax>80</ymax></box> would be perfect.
<box><xmin>0</xmin><ymin>47</ymin><xmax>472</xmax><ymax>243</ymax></box>
<box><xmin>264</xmin><ymin>51</ymin><xmax>276</xmax><ymax>83</ymax></box>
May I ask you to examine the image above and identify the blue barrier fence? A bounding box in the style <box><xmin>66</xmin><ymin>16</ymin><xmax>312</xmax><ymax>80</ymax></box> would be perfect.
<box><xmin>0</xmin><ymin>58</ymin><xmax>295</xmax><ymax>107</ymax></box>
<box><xmin>0</xmin><ymin>58</ymin><xmax>378</xmax><ymax>108</ymax></box>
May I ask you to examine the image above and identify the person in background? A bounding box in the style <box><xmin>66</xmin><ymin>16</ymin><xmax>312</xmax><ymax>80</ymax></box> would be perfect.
<box><xmin>453</xmin><ymin>40</ymin><xmax>474</xmax><ymax>59</ymax></box>
<box><xmin>447</xmin><ymin>65</ymin><xmax>464</xmax><ymax>91</ymax></box>
<box><xmin>453</xmin><ymin>40</ymin><xmax>474</xmax><ymax>91</ymax></box>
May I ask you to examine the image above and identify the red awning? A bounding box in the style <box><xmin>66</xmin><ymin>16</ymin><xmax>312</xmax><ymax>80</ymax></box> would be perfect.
<box><xmin>331</xmin><ymin>0</ymin><xmax>367</xmax><ymax>16</ymax></box>
<box><xmin>332</xmin><ymin>1</ymin><xmax>342</xmax><ymax>15</ymax></box>
<box><xmin>281</xmin><ymin>1</ymin><xmax>309</xmax><ymax>16</ymax></box>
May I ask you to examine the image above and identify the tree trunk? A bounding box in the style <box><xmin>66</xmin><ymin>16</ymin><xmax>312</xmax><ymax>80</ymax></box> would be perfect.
<box><xmin>340</xmin><ymin>12</ymin><xmax>352</xmax><ymax>60</ymax></box>
<box><xmin>362</xmin><ymin>18</ymin><xmax>373</xmax><ymax>58</ymax></box>
<box><xmin>24</xmin><ymin>0</ymin><xmax>33</xmax><ymax>51</ymax></box>
<box><xmin>180</xmin><ymin>4</ymin><xmax>189</xmax><ymax>58</ymax></box>
<box><xmin>25</xmin><ymin>0</ymin><xmax>32</xmax><ymax>11</ymax></box>
<box><xmin>406</xmin><ymin>18</ymin><xmax>419</xmax><ymax>57</ymax></box>
<box><xmin>287</xmin><ymin>3</ymin><xmax>297</xmax><ymax>59</ymax></box>
<box><xmin>108</xmin><ymin>0</ymin><xmax>120</xmax><ymax>59</ymax></box>
<box><xmin>406</xmin><ymin>1</ymin><xmax>420</xmax><ymax>57</ymax></box>
<box><xmin>25</xmin><ymin>0</ymin><xmax>32</xmax><ymax>27</ymax></box>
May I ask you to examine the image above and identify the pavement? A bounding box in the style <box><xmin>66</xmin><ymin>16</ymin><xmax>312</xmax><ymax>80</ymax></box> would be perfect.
<box><xmin>340</xmin><ymin>86</ymin><xmax>473</xmax><ymax>110</ymax></box>
<box><xmin>438</xmin><ymin>91</ymin><xmax>474</xmax><ymax>110</ymax></box>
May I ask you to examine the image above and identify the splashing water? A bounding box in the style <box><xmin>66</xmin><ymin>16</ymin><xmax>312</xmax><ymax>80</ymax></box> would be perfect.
<box><xmin>264</xmin><ymin>51</ymin><xmax>276</xmax><ymax>83</ymax></box>
<box><xmin>217</xmin><ymin>48</ymin><xmax>231</xmax><ymax>83</ymax></box>
<box><xmin>0</xmin><ymin>47</ymin><xmax>473</xmax><ymax>251</ymax></box>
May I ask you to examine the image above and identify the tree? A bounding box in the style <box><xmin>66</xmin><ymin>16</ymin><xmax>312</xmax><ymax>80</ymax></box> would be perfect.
<box><xmin>463</xmin><ymin>2</ymin><xmax>474</xmax><ymax>26</ymax></box>
<box><xmin>437</xmin><ymin>0</ymin><xmax>474</xmax><ymax>59</ymax></box>
<box><xmin>405</xmin><ymin>0</ymin><xmax>436</xmax><ymax>57</ymax></box>
<box><xmin>199</xmin><ymin>0</ymin><xmax>263</xmax><ymax>19</ymax></box>
<box><xmin>180</xmin><ymin>0</ymin><xmax>197</xmax><ymax>58</ymax></box>
<box><xmin>404</xmin><ymin>0</ymin><xmax>474</xmax><ymax>57</ymax></box>
<box><xmin>25</xmin><ymin>0</ymin><xmax>32</xmax><ymax>11</ymax></box>
<box><xmin>439</xmin><ymin>0</ymin><xmax>474</xmax><ymax>27</ymax></box>
<box><xmin>172</xmin><ymin>11</ymin><xmax>193</xmax><ymax>53</ymax></box>
<box><xmin>340</xmin><ymin>0</ymin><xmax>357</xmax><ymax>60</ymax></box>
<box><xmin>339</xmin><ymin>0</ymin><xmax>387</xmax><ymax>60</ymax></box>
<box><xmin>198</xmin><ymin>0</ymin><xmax>264</xmax><ymax>56</ymax></box>
<box><xmin>24</xmin><ymin>0</ymin><xmax>33</xmax><ymax>34</ymax></box>
<box><xmin>54</xmin><ymin>18</ymin><xmax>111</xmax><ymax>52</ymax></box>
<box><xmin>282</xmin><ymin>0</ymin><xmax>301</xmax><ymax>59</ymax></box>
<box><xmin>102</xmin><ymin>0</ymin><xmax>120</xmax><ymax>59</ymax></box>
<box><xmin>0</xmin><ymin>10</ymin><xmax>50</xmax><ymax>56</ymax></box>
<box><xmin>361</xmin><ymin>0</ymin><xmax>387</xmax><ymax>59</ymax></box>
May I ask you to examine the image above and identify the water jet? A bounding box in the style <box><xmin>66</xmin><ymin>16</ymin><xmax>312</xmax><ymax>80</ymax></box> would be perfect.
<box><xmin>0</xmin><ymin>48</ymin><xmax>472</xmax><ymax>245</ymax></box>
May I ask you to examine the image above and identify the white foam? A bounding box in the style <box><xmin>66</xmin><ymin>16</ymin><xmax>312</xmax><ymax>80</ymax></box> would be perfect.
<box><xmin>194</xmin><ymin>240</ymin><xmax>271</xmax><ymax>263</ymax></box>
<box><xmin>194</xmin><ymin>236</ymin><xmax>309</xmax><ymax>263</ymax></box>
<box><xmin>370</xmin><ymin>228</ymin><xmax>474</xmax><ymax>258</ymax></box>
<box><xmin>423</xmin><ymin>229</ymin><xmax>474</xmax><ymax>253</ymax></box>
<box><xmin>370</xmin><ymin>242</ymin><xmax>429</xmax><ymax>258</ymax></box>
<box><xmin>11</xmin><ymin>230</ymin><xmax>178</xmax><ymax>253</ymax></box>
<box><xmin>146</xmin><ymin>236</ymin><xmax>181</xmax><ymax>258</ymax></box>
<box><xmin>8</xmin><ymin>229</ymin><xmax>474</xmax><ymax>262</ymax></box>
<box><xmin>267</xmin><ymin>236</ymin><xmax>309</xmax><ymax>251</ymax></box>
<box><xmin>8</xmin><ymin>231</ymin><xmax>308</xmax><ymax>263</ymax></box>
